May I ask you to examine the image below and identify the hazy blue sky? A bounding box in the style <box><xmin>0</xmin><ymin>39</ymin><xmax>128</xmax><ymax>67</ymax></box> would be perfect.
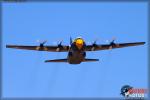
<box><xmin>2</xmin><ymin>2</ymin><xmax>148</xmax><ymax>98</ymax></box>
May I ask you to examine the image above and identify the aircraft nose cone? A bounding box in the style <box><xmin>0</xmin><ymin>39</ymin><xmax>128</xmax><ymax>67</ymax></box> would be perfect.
<box><xmin>76</xmin><ymin>39</ymin><xmax>83</xmax><ymax>44</ymax></box>
<box><xmin>76</xmin><ymin>39</ymin><xmax>84</xmax><ymax>49</ymax></box>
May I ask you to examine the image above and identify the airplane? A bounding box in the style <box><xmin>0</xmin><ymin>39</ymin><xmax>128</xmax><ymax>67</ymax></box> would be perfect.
<box><xmin>6</xmin><ymin>37</ymin><xmax>145</xmax><ymax>64</ymax></box>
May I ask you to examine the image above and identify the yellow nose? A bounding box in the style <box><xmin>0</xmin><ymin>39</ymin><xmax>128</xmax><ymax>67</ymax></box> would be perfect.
<box><xmin>76</xmin><ymin>39</ymin><xmax>83</xmax><ymax>49</ymax></box>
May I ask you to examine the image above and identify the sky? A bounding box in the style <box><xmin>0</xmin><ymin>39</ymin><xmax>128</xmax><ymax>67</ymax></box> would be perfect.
<box><xmin>2</xmin><ymin>2</ymin><xmax>148</xmax><ymax>98</ymax></box>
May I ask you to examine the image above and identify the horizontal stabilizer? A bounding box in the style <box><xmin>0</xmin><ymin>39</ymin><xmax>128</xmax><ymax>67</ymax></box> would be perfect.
<box><xmin>45</xmin><ymin>59</ymin><xmax>67</xmax><ymax>63</ymax></box>
<box><xmin>83</xmin><ymin>58</ymin><xmax>99</xmax><ymax>62</ymax></box>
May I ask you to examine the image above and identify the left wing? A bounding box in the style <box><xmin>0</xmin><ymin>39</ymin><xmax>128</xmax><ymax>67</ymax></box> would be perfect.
<box><xmin>6</xmin><ymin>45</ymin><xmax>69</xmax><ymax>52</ymax></box>
<box><xmin>85</xmin><ymin>42</ymin><xmax>145</xmax><ymax>51</ymax></box>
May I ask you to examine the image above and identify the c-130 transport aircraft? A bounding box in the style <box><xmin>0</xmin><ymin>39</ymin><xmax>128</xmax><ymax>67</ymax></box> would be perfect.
<box><xmin>6</xmin><ymin>37</ymin><xmax>145</xmax><ymax>64</ymax></box>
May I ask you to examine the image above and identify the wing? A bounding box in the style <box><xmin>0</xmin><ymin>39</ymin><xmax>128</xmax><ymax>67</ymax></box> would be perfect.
<box><xmin>6</xmin><ymin>45</ymin><xmax>69</xmax><ymax>52</ymax></box>
<box><xmin>85</xmin><ymin>42</ymin><xmax>145</xmax><ymax>51</ymax></box>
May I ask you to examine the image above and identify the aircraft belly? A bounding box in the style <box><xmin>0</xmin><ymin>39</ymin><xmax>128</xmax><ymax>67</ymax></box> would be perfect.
<box><xmin>68</xmin><ymin>52</ymin><xmax>84</xmax><ymax>64</ymax></box>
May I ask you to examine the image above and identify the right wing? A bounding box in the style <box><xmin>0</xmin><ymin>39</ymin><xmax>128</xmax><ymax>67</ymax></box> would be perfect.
<box><xmin>85</xmin><ymin>42</ymin><xmax>145</xmax><ymax>51</ymax></box>
<box><xmin>6</xmin><ymin>45</ymin><xmax>69</xmax><ymax>52</ymax></box>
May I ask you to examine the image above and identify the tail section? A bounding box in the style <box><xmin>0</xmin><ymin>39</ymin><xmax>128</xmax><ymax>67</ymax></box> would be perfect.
<box><xmin>83</xmin><ymin>58</ymin><xmax>99</xmax><ymax>62</ymax></box>
<box><xmin>45</xmin><ymin>59</ymin><xmax>67</xmax><ymax>63</ymax></box>
<box><xmin>70</xmin><ymin>36</ymin><xmax>72</xmax><ymax>44</ymax></box>
<box><xmin>44</xmin><ymin>58</ymin><xmax>99</xmax><ymax>63</ymax></box>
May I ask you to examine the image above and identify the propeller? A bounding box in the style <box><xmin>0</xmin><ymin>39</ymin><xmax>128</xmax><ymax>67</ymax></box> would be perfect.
<box><xmin>107</xmin><ymin>37</ymin><xmax>118</xmax><ymax>50</ymax></box>
<box><xmin>36</xmin><ymin>40</ymin><xmax>48</xmax><ymax>50</ymax></box>
<box><xmin>58</xmin><ymin>40</ymin><xmax>63</xmax><ymax>47</ymax></box>
<box><xmin>93</xmin><ymin>39</ymin><xmax>98</xmax><ymax>46</ymax></box>
<box><xmin>110</xmin><ymin>37</ymin><xmax>116</xmax><ymax>45</ymax></box>
<box><xmin>51</xmin><ymin>39</ymin><xmax>63</xmax><ymax>51</ymax></box>
<box><xmin>91</xmin><ymin>39</ymin><xmax>99</xmax><ymax>51</ymax></box>
<box><xmin>56</xmin><ymin>40</ymin><xmax>63</xmax><ymax>52</ymax></box>
<box><xmin>37</xmin><ymin>40</ymin><xmax>47</xmax><ymax>47</ymax></box>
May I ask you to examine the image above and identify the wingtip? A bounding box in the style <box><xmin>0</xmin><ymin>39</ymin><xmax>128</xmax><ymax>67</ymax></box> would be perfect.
<box><xmin>141</xmin><ymin>42</ymin><xmax>146</xmax><ymax>45</ymax></box>
<box><xmin>6</xmin><ymin>45</ymin><xmax>14</xmax><ymax>48</ymax></box>
<box><xmin>137</xmin><ymin>42</ymin><xmax>145</xmax><ymax>45</ymax></box>
<box><xmin>44</xmin><ymin>60</ymin><xmax>54</xmax><ymax>63</ymax></box>
<box><xmin>45</xmin><ymin>60</ymin><xmax>49</xmax><ymax>63</ymax></box>
<box><xmin>6</xmin><ymin>45</ymin><xmax>9</xmax><ymax>48</ymax></box>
